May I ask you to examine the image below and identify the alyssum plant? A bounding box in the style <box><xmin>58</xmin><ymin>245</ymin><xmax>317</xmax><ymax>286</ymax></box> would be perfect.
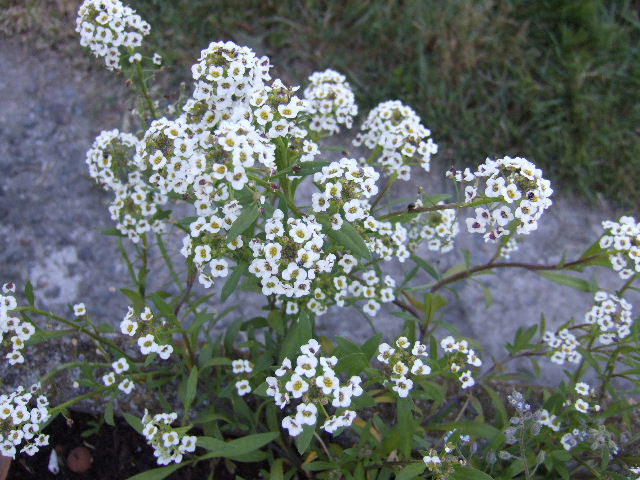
<box><xmin>2</xmin><ymin>0</ymin><xmax>640</xmax><ymax>478</ymax></box>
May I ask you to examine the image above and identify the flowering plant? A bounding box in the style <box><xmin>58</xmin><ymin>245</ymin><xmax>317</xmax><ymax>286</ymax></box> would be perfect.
<box><xmin>4</xmin><ymin>1</ymin><xmax>640</xmax><ymax>478</ymax></box>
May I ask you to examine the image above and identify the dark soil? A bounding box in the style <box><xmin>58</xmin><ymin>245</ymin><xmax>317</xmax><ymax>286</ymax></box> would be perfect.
<box><xmin>7</xmin><ymin>410</ymin><xmax>260</xmax><ymax>480</ymax></box>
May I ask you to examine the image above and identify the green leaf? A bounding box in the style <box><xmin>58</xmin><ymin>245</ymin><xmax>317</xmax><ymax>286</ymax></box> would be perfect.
<box><xmin>411</xmin><ymin>255</ymin><xmax>441</xmax><ymax>280</ymax></box>
<box><xmin>321</xmin><ymin>217</ymin><xmax>371</xmax><ymax>259</ymax></box>
<box><xmin>200</xmin><ymin>357</ymin><xmax>232</xmax><ymax>369</ymax></box>
<box><xmin>183</xmin><ymin>366</ymin><xmax>199</xmax><ymax>416</ymax></box>
<box><xmin>104</xmin><ymin>398</ymin><xmax>115</xmax><ymax>426</ymax></box>
<box><xmin>221</xmin><ymin>262</ymin><xmax>247</xmax><ymax>302</ymax></box>
<box><xmin>24</xmin><ymin>281</ymin><xmax>34</xmax><ymax>305</ymax></box>
<box><xmin>450</xmin><ymin>466</ymin><xmax>495</xmax><ymax>480</ymax></box>
<box><xmin>396</xmin><ymin>462</ymin><xmax>426</xmax><ymax>480</ymax></box>
<box><xmin>270</xmin><ymin>458</ymin><xmax>284</xmax><ymax>480</ymax></box>
<box><xmin>227</xmin><ymin>204</ymin><xmax>259</xmax><ymax>240</ymax></box>
<box><xmin>294</xmin><ymin>425</ymin><xmax>315</xmax><ymax>455</ymax></box>
<box><xmin>123</xmin><ymin>413</ymin><xmax>143</xmax><ymax>434</ymax></box>
<box><xmin>396</xmin><ymin>397</ymin><xmax>415</xmax><ymax>457</ymax></box>
<box><xmin>197</xmin><ymin>432</ymin><xmax>279</xmax><ymax>458</ymax></box>
<box><xmin>126</xmin><ymin>463</ymin><xmax>188</xmax><ymax>480</ymax></box>
<box><xmin>101</xmin><ymin>227</ymin><xmax>124</xmax><ymax>237</ymax></box>
<box><xmin>296</xmin><ymin>160</ymin><xmax>331</xmax><ymax>176</ymax></box>
<box><xmin>536</xmin><ymin>271</ymin><xmax>594</xmax><ymax>292</ymax></box>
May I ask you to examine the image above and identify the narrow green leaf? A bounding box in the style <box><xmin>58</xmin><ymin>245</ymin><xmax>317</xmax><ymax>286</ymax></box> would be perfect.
<box><xmin>101</xmin><ymin>227</ymin><xmax>124</xmax><ymax>237</ymax></box>
<box><xmin>536</xmin><ymin>271</ymin><xmax>594</xmax><ymax>292</ymax></box>
<box><xmin>296</xmin><ymin>160</ymin><xmax>331</xmax><ymax>176</ymax></box>
<box><xmin>227</xmin><ymin>204</ymin><xmax>259</xmax><ymax>240</ymax></box>
<box><xmin>123</xmin><ymin>412</ymin><xmax>143</xmax><ymax>434</ymax></box>
<box><xmin>184</xmin><ymin>366</ymin><xmax>199</xmax><ymax>415</ymax></box>
<box><xmin>221</xmin><ymin>262</ymin><xmax>247</xmax><ymax>302</ymax></box>
<box><xmin>410</xmin><ymin>255</ymin><xmax>441</xmax><ymax>280</ymax></box>
<box><xmin>396</xmin><ymin>462</ymin><xmax>426</xmax><ymax>480</ymax></box>
<box><xmin>197</xmin><ymin>432</ymin><xmax>279</xmax><ymax>458</ymax></box>
<box><xmin>104</xmin><ymin>398</ymin><xmax>115</xmax><ymax>426</ymax></box>
<box><xmin>294</xmin><ymin>425</ymin><xmax>315</xmax><ymax>455</ymax></box>
<box><xmin>126</xmin><ymin>462</ymin><xmax>187</xmax><ymax>480</ymax></box>
<box><xmin>24</xmin><ymin>281</ymin><xmax>34</xmax><ymax>305</ymax></box>
<box><xmin>450</xmin><ymin>466</ymin><xmax>495</xmax><ymax>480</ymax></box>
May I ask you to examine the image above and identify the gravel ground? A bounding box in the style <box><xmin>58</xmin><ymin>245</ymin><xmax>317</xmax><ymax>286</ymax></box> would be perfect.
<box><xmin>0</xmin><ymin>37</ymin><xmax>632</xmax><ymax>409</ymax></box>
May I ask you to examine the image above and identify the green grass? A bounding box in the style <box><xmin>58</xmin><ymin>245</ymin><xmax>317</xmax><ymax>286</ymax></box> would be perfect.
<box><xmin>8</xmin><ymin>0</ymin><xmax>638</xmax><ymax>207</ymax></box>
<box><xmin>135</xmin><ymin>0</ymin><xmax>640</xmax><ymax>207</ymax></box>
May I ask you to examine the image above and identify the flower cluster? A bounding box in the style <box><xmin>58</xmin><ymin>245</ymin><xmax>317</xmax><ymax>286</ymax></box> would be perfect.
<box><xmin>108</xmin><ymin>171</ymin><xmax>167</xmax><ymax>243</ymax></box>
<box><xmin>600</xmin><ymin>216</ymin><xmax>640</xmax><ymax>280</ymax></box>
<box><xmin>85</xmin><ymin>129</ymin><xmax>140</xmax><ymax>190</ymax></box>
<box><xmin>406</xmin><ymin>200</ymin><xmax>459</xmax><ymax>254</ymax></box>
<box><xmin>141</xmin><ymin>410</ymin><xmax>197</xmax><ymax>465</ymax></box>
<box><xmin>422</xmin><ymin>430</ymin><xmax>471</xmax><ymax>476</ymax></box>
<box><xmin>181</xmin><ymin>201</ymin><xmax>243</xmax><ymax>288</ymax></box>
<box><xmin>0</xmin><ymin>384</ymin><xmax>50</xmax><ymax>458</ymax></box>
<box><xmin>354</xmin><ymin>100</ymin><xmax>437</xmax><ymax>180</ymax></box>
<box><xmin>76</xmin><ymin>0</ymin><xmax>150</xmax><ymax>71</ymax></box>
<box><xmin>185</xmin><ymin>40</ymin><xmax>271</xmax><ymax>127</ymax></box>
<box><xmin>304</xmin><ymin>69</ymin><xmax>358</xmax><ymax>135</ymax></box>
<box><xmin>1</xmin><ymin>283</ymin><xmax>35</xmax><ymax>365</ymax></box>
<box><xmin>249</xmin><ymin>210</ymin><xmax>335</xmax><ymax>298</ymax></box>
<box><xmin>102</xmin><ymin>357</ymin><xmax>135</xmax><ymax>394</ymax></box>
<box><xmin>231</xmin><ymin>359</ymin><xmax>253</xmax><ymax>396</ymax></box>
<box><xmin>337</xmin><ymin>270</ymin><xmax>396</xmax><ymax>317</ymax></box>
<box><xmin>120</xmin><ymin>306</ymin><xmax>173</xmax><ymax>360</ymax></box>
<box><xmin>440</xmin><ymin>336</ymin><xmax>482</xmax><ymax>389</ymax></box>
<box><xmin>449</xmin><ymin>156</ymin><xmax>553</xmax><ymax>242</ymax></box>
<box><xmin>571</xmin><ymin>382</ymin><xmax>600</xmax><ymax>415</ymax></box>
<box><xmin>311</xmin><ymin>157</ymin><xmax>379</xmax><ymax>229</ymax></box>
<box><xmin>265</xmin><ymin>339</ymin><xmax>363</xmax><ymax>436</ymax></box>
<box><xmin>377</xmin><ymin>336</ymin><xmax>431</xmax><ymax>397</ymax></box>
<box><xmin>584</xmin><ymin>291</ymin><xmax>633</xmax><ymax>345</ymax></box>
<box><xmin>499</xmin><ymin>237</ymin><xmax>519</xmax><ymax>259</ymax></box>
<box><xmin>542</xmin><ymin>328</ymin><xmax>581</xmax><ymax>365</ymax></box>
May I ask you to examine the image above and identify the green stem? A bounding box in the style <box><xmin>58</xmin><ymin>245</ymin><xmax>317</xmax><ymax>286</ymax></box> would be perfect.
<box><xmin>48</xmin><ymin>386</ymin><xmax>112</xmax><ymax>416</ymax></box>
<box><xmin>377</xmin><ymin>197</ymin><xmax>492</xmax><ymax>221</ymax></box>
<box><xmin>17</xmin><ymin>306</ymin><xmax>132</xmax><ymax>361</ymax></box>
<box><xmin>131</xmin><ymin>50</ymin><xmax>158</xmax><ymax>122</ymax></box>
<box><xmin>370</xmin><ymin>172</ymin><xmax>397</xmax><ymax>212</ymax></box>
<box><xmin>156</xmin><ymin>232</ymin><xmax>184</xmax><ymax>289</ymax></box>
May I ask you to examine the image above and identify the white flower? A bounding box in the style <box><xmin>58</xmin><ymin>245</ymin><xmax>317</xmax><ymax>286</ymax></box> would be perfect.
<box><xmin>235</xmin><ymin>379</ymin><xmax>251</xmax><ymax>396</ymax></box>
<box><xmin>120</xmin><ymin>318</ymin><xmax>138</xmax><ymax>336</ymax></box>
<box><xmin>391</xmin><ymin>377</ymin><xmax>413</xmax><ymax>398</ymax></box>
<box><xmin>285</xmin><ymin>374</ymin><xmax>309</xmax><ymax>399</ymax></box>
<box><xmin>282</xmin><ymin>415</ymin><xmax>303</xmax><ymax>437</ymax></box>
<box><xmin>118</xmin><ymin>378</ymin><xmax>134</xmax><ymax>394</ymax></box>
<box><xmin>138</xmin><ymin>334</ymin><xmax>158</xmax><ymax>355</ymax></box>
<box><xmin>112</xmin><ymin>358</ymin><xmax>129</xmax><ymax>374</ymax></box>
<box><xmin>295</xmin><ymin>403</ymin><xmax>318</xmax><ymax>426</ymax></box>
<box><xmin>73</xmin><ymin>303</ymin><xmax>86</xmax><ymax>316</ymax></box>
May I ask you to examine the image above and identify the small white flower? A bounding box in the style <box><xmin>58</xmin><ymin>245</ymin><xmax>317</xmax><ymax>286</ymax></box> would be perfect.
<box><xmin>73</xmin><ymin>303</ymin><xmax>86</xmax><ymax>316</ymax></box>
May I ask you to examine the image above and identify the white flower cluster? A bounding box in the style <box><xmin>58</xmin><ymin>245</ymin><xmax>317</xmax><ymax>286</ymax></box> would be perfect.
<box><xmin>600</xmin><ymin>216</ymin><xmax>640</xmax><ymax>280</ymax></box>
<box><xmin>304</xmin><ymin>69</ymin><xmax>358</xmax><ymax>135</ymax></box>
<box><xmin>181</xmin><ymin>201</ymin><xmax>243</xmax><ymax>288</ymax></box>
<box><xmin>440</xmin><ymin>336</ymin><xmax>482</xmax><ymax>389</ymax></box>
<box><xmin>85</xmin><ymin>129</ymin><xmax>139</xmax><ymax>190</ymax></box>
<box><xmin>542</xmin><ymin>328</ymin><xmax>581</xmax><ymax>365</ymax></box>
<box><xmin>285</xmin><ymin>267</ymin><xmax>395</xmax><ymax>318</ymax></box>
<box><xmin>354</xmin><ymin>100</ymin><xmax>437</xmax><ymax>180</ymax></box>
<box><xmin>572</xmin><ymin>382</ymin><xmax>600</xmax><ymax>415</ymax></box>
<box><xmin>449</xmin><ymin>156</ymin><xmax>553</xmax><ymax>242</ymax></box>
<box><xmin>265</xmin><ymin>339</ymin><xmax>363</xmax><ymax>437</ymax></box>
<box><xmin>120</xmin><ymin>306</ymin><xmax>173</xmax><ymax>360</ymax></box>
<box><xmin>137</xmin><ymin>115</ymin><xmax>276</xmax><ymax>205</ymax></box>
<box><xmin>141</xmin><ymin>410</ymin><xmax>197</xmax><ymax>465</ymax></box>
<box><xmin>102</xmin><ymin>357</ymin><xmax>134</xmax><ymax>394</ymax></box>
<box><xmin>584</xmin><ymin>291</ymin><xmax>633</xmax><ymax>345</ymax></box>
<box><xmin>422</xmin><ymin>430</ymin><xmax>470</xmax><ymax>475</ymax></box>
<box><xmin>537</xmin><ymin>408</ymin><xmax>561</xmax><ymax>432</ymax></box>
<box><xmin>0</xmin><ymin>384</ymin><xmax>50</xmax><ymax>458</ymax></box>
<box><xmin>377</xmin><ymin>336</ymin><xmax>431</xmax><ymax>397</ymax></box>
<box><xmin>247</xmin><ymin>79</ymin><xmax>311</xmax><ymax>142</ymax></box>
<box><xmin>109</xmin><ymin>171</ymin><xmax>168</xmax><ymax>243</ymax></box>
<box><xmin>311</xmin><ymin>157</ymin><xmax>379</xmax><ymax>229</ymax></box>
<box><xmin>249</xmin><ymin>210</ymin><xmax>335</xmax><ymax>298</ymax></box>
<box><xmin>185</xmin><ymin>41</ymin><xmax>271</xmax><ymax>127</ymax></box>
<box><xmin>499</xmin><ymin>237</ymin><xmax>519</xmax><ymax>259</ymax></box>
<box><xmin>231</xmin><ymin>359</ymin><xmax>253</xmax><ymax>396</ymax></box>
<box><xmin>1</xmin><ymin>283</ymin><xmax>36</xmax><ymax>365</ymax></box>
<box><xmin>76</xmin><ymin>0</ymin><xmax>150</xmax><ymax>71</ymax></box>
<box><xmin>406</xmin><ymin>200</ymin><xmax>459</xmax><ymax>253</ymax></box>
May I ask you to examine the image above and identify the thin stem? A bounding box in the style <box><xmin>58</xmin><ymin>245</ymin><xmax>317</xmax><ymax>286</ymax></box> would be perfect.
<box><xmin>377</xmin><ymin>197</ymin><xmax>491</xmax><ymax>221</ymax></box>
<box><xmin>156</xmin><ymin>232</ymin><xmax>183</xmax><ymax>289</ymax></box>
<box><xmin>17</xmin><ymin>307</ymin><xmax>132</xmax><ymax>361</ymax></box>
<box><xmin>48</xmin><ymin>386</ymin><xmax>112</xmax><ymax>417</ymax></box>
<box><xmin>430</xmin><ymin>254</ymin><xmax>606</xmax><ymax>293</ymax></box>
<box><xmin>370</xmin><ymin>172</ymin><xmax>397</xmax><ymax>212</ymax></box>
<box><xmin>131</xmin><ymin>51</ymin><xmax>158</xmax><ymax>122</ymax></box>
<box><xmin>174</xmin><ymin>264</ymin><xmax>197</xmax><ymax>369</ymax></box>
<box><xmin>313</xmin><ymin>432</ymin><xmax>332</xmax><ymax>462</ymax></box>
